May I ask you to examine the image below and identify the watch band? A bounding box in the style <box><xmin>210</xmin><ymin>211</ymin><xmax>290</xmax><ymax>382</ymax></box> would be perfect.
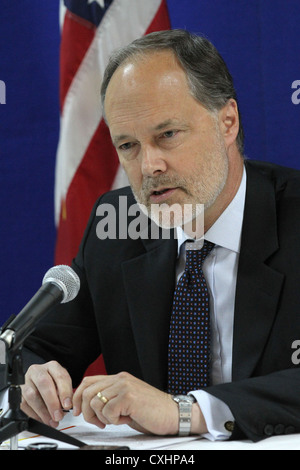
<box><xmin>172</xmin><ymin>395</ymin><xmax>196</xmax><ymax>436</ymax></box>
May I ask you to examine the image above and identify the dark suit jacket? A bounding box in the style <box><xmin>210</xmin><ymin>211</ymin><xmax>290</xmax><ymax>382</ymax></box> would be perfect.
<box><xmin>24</xmin><ymin>160</ymin><xmax>300</xmax><ymax>442</ymax></box>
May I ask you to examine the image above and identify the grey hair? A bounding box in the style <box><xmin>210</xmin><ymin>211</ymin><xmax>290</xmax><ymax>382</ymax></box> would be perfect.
<box><xmin>101</xmin><ymin>29</ymin><xmax>244</xmax><ymax>155</ymax></box>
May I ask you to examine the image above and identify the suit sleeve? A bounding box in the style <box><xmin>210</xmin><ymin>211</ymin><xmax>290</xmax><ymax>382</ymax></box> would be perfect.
<box><xmin>206</xmin><ymin>368</ymin><xmax>300</xmax><ymax>441</ymax></box>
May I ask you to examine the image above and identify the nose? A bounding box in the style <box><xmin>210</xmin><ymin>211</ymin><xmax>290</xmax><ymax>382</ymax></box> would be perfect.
<box><xmin>141</xmin><ymin>145</ymin><xmax>167</xmax><ymax>177</ymax></box>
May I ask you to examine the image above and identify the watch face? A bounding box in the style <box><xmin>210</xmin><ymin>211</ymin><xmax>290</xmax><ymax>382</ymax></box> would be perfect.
<box><xmin>172</xmin><ymin>395</ymin><xmax>195</xmax><ymax>403</ymax></box>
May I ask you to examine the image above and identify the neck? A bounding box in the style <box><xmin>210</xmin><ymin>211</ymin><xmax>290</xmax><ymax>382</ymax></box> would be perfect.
<box><xmin>204</xmin><ymin>154</ymin><xmax>244</xmax><ymax>233</ymax></box>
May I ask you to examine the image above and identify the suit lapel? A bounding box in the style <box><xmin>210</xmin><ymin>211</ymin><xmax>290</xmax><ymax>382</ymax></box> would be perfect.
<box><xmin>122</xmin><ymin>233</ymin><xmax>177</xmax><ymax>390</ymax></box>
<box><xmin>232</xmin><ymin>162</ymin><xmax>285</xmax><ymax>381</ymax></box>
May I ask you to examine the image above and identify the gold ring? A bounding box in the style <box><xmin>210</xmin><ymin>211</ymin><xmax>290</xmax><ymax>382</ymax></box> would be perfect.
<box><xmin>96</xmin><ymin>391</ymin><xmax>109</xmax><ymax>404</ymax></box>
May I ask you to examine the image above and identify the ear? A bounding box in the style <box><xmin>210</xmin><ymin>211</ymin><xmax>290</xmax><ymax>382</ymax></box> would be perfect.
<box><xmin>219</xmin><ymin>99</ymin><xmax>240</xmax><ymax>148</ymax></box>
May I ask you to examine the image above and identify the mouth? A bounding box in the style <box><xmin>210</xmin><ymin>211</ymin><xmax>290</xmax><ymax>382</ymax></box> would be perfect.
<box><xmin>149</xmin><ymin>187</ymin><xmax>178</xmax><ymax>203</ymax></box>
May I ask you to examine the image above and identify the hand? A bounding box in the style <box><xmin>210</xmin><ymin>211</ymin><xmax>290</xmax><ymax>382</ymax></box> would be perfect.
<box><xmin>72</xmin><ymin>371</ymin><xmax>179</xmax><ymax>435</ymax></box>
<box><xmin>21</xmin><ymin>361</ymin><xmax>73</xmax><ymax>428</ymax></box>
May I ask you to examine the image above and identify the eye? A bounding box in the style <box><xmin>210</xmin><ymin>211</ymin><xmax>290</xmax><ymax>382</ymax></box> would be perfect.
<box><xmin>162</xmin><ymin>130</ymin><xmax>178</xmax><ymax>139</ymax></box>
<box><xmin>118</xmin><ymin>142</ymin><xmax>135</xmax><ymax>151</ymax></box>
<box><xmin>117</xmin><ymin>141</ymin><xmax>139</xmax><ymax>161</ymax></box>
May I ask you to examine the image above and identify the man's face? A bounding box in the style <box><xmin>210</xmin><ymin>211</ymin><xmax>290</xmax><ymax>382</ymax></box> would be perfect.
<box><xmin>105</xmin><ymin>51</ymin><xmax>229</xmax><ymax>232</ymax></box>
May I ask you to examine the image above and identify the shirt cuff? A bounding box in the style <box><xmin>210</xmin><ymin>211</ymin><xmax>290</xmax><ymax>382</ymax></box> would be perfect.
<box><xmin>189</xmin><ymin>390</ymin><xmax>234</xmax><ymax>441</ymax></box>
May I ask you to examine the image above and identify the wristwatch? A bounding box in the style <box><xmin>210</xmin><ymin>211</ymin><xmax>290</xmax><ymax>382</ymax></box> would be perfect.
<box><xmin>172</xmin><ymin>394</ymin><xmax>196</xmax><ymax>436</ymax></box>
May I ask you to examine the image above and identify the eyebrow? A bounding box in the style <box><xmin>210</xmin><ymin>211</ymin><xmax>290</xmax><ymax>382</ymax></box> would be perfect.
<box><xmin>111</xmin><ymin>134</ymin><xmax>131</xmax><ymax>147</ymax></box>
<box><xmin>153</xmin><ymin>119</ymin><xmax>177</xmax><ymax>131</ymax></box>
<box><xmin>112</xmin><ymin>119</ymin><xmax>180</xmax><ymax>147</ymax></box>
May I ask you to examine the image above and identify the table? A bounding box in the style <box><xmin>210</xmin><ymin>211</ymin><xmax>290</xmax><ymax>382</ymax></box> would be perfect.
<box><xmin>1</xmin><ymin>412</ymin><xmax>300</xmax><ymax>451</ymax></box>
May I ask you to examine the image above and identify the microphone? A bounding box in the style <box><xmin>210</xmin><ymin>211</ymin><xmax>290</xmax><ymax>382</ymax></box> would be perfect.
<box><xmin>0</xmin><ymin>265</ymin><xmax>80</xmax><ymax>351</ymax></box>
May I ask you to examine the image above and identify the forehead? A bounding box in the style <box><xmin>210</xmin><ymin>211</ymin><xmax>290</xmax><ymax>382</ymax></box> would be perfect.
<box><xmin>106</xmin><ymin>49</ymin><xmax>188</xmax><ymax>95</ymax></box>
<box><xmin>104</xmin><ymin>50</ymin><xmax>193</xmax><ymax>129</ymax></box>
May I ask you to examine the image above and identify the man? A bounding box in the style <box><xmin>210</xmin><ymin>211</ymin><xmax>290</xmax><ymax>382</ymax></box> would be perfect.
<box><xmin>13</xmin><ymin>30</ymin><xmax>300</xmax><ymax>441</ymax></box>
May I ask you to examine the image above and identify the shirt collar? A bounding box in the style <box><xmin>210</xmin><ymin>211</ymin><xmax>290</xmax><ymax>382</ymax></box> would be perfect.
<box><xmin>176</xmin><ymin>165</ymin><xmax>246</xmax><ymax>255</ymax></box>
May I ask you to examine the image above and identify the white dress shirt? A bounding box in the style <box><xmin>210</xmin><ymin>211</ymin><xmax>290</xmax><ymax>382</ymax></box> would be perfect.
<box><xmin>175</xmin><ymin>167</ymin><xmax>246</xmax><ymax>440</ymax></box>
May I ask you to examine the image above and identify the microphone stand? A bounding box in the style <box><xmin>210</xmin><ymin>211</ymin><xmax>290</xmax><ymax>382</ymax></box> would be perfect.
<box><xmin>0</xmin><ymin>329</ymin><xmax>85</xmax><ymax>450</ymax></box>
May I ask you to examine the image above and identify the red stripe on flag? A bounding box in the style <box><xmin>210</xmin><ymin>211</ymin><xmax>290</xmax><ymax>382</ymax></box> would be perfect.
<box><xmin>60</xmin><ymin>11</ymin><xmax>96</xmax><ymax>111</ymax></box>
<box><xmin>55</xmin><ymin>119</ymin><xmax>119</xmax><ymax>265</ymax></box>
<box><xmin>145</xmin><ymin>0</ymin><xmax>171</xmax><ymax>33</ymax></box>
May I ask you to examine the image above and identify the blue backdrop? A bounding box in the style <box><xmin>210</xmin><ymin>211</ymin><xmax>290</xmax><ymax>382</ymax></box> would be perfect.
<box><xmin>0</xmin><ymin>0</ymin><xmax>299</xmax><ymax>325</ymax></box>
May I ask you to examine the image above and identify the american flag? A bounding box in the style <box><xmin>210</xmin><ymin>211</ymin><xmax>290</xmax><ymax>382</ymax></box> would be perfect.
<box><xmin>55</xmin><ymin>0</ymin><xmax>171</xmax><ymax>266</ymax></box>
<box><xmin>55</xmin><ymin>0</ymin><xmax>170</xmax><ymax>375</ymax></box>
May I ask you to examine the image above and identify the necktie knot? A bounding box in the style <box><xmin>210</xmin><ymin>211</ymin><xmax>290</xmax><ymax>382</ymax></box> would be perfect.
<box><xmin>185</xmin><ymin>240</ymin><xmax>215</xmax><ymax>274</ymax></box>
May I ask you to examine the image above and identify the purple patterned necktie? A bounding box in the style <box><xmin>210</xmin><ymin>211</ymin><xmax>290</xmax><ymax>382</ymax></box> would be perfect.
<box><xmin>167</xmin><ymin>240</ymin><xmax>215</xmax><ymax>395</ymax></box>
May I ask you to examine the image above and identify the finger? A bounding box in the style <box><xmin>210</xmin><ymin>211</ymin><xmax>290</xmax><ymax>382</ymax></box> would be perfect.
<box><xmin>79</xmin><ymin>394</ymin><xmax>108</xmax><ymax>428</ymax></box>
<box><xmin>24</xmin><ymin>362</ymin><xmax>72</xmax><ymax>424</ymax></box>
<box><xmin>89</xmin><ymin>382</ymin><xmax>135</xmax><ymax>428</ymax></box>
<box><xmin>46</xmin><ymin>361</ymin><xmax>73</xmax><ymax>411</ymax></box>
<box><xmin>21</xmin><ymin>385</ymin><xmax>52</xmax><ymax>425</ymax></box>
<box><xmin>89</xmin><ymin>390</ymin><xmax>111</xmax><ymax>424</ymax></box>
<box><xmin>82</xmin><ymin>373</ymin><xmax>132</xmax><ymax>426</ymax></box>
<box><xmin>95</xmin><ymin>390</ymin><xmax>130</xmax><ymax>426</ymax></box>
<box><xmin>73</xmin><ymin>378</ymin><xmax>112</xmax><ymax>428</ymax></box>
<box><xmin>73</xmin><ymin>375</ymin><xmax>108</xmax><ymax>416</ymax></box>
<box><xmin>81</xmin><ymin>383</ymin><xmax>109</xmax><ymax>424</ymax></box>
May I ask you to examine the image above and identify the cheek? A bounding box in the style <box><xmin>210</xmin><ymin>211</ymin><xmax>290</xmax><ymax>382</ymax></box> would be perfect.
<box><xmin>181</xmin><ymin>132</ymin><xmax>210</xmax><ymax>159</ymax></box>
<box><xmin>185</xmin><ymin>132</ymin><xmax>224</xmax><ymax>167</ymax></box>
<box><xmin>174</xmin><ymin>145</ymin><xmax>205</xmax><ymax>177</ymax></box>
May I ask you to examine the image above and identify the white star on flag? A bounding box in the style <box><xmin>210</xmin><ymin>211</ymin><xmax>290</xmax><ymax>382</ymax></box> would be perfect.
<box><xmin>87</xmin><ymin>0</ymin><xmax>105</xmax><ymax>9</ymax></box>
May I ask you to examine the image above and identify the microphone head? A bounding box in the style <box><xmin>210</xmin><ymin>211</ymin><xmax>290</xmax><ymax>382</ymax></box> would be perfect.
<box><xmin>42</xmin><ymin>265</ymin><xmax>80</xmax><ymax>303</ymax></box>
